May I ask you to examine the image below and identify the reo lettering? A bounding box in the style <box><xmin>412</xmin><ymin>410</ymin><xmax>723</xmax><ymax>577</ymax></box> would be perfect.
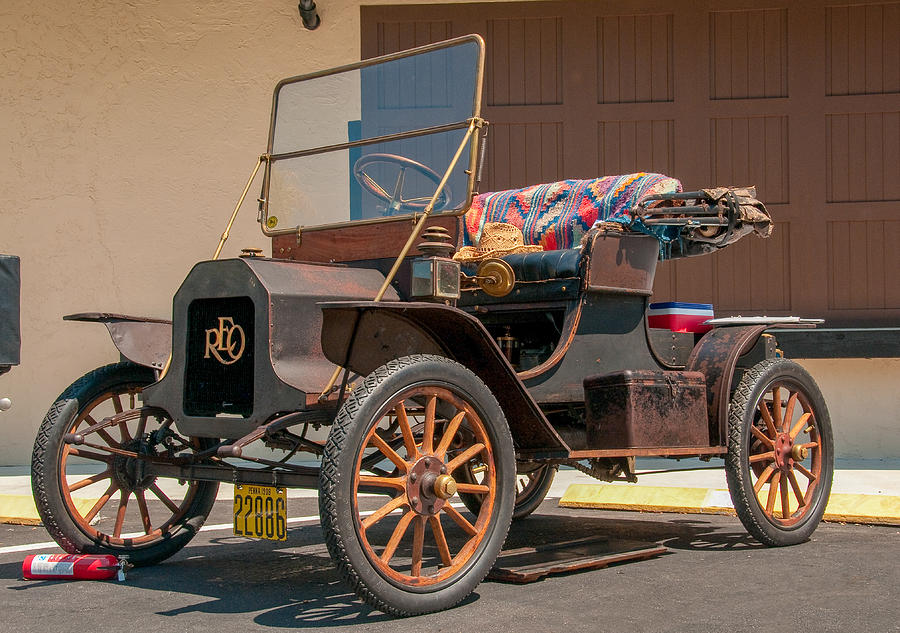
<box><xmin>204</xmin><ymin>316</ymin><xmax>246</xmax><ymax>365</ymax></box>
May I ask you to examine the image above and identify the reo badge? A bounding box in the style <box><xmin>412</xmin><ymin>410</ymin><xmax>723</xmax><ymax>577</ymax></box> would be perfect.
<box><xmin>204</xmin><ymin>317</ymin><xmax>246</xmax><ymax>365</ymax></box>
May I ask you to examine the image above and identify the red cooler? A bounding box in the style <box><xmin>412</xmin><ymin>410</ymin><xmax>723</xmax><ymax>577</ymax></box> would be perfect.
<box><xmin>648</xmin><ymin>302</ymin><xmax>714</xmax><ymax>333</ymax></box>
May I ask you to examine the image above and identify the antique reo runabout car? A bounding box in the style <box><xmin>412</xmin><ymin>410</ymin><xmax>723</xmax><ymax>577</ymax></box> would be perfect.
<box><xmin>31</xmin><ymin>35</ymin><xmax>833</xmax><ymax>615</ymax></box>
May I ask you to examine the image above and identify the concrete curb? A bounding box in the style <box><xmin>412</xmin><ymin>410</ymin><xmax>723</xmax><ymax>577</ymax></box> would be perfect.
<box><xmin>0</xmin><ymin>494</ymin><xmax>98</xmax><ymax>526</ymax></box>
<box><xmin>4</xmin><ymin>485</ymin><xmax>899</xmax><ymax>527</ymax></box>
<box><xmin>560</xmin><ymin>483</ymin><xmax>900</xmax><ymax>526</ymax></box>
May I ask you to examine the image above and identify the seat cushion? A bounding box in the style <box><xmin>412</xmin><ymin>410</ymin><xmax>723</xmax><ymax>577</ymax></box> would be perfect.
<box><xmin>501</xmin><ymin>249</ymin><xmax>581</xmax><ymax>282</ymax></box>
<box><xmin>464</xmin><ymin>173</ymin><xmax>682</xmax><ymax>250</ymax></box>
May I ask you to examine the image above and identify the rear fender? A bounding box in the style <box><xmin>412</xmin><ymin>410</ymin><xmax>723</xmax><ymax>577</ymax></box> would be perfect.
<box><xmin>63</xmin><ymin>313</ymin><xmax>171</xmax><ymax>371</ymax></box>
<box><xmin>319</xmin><ymin>301</ymin><xmax>569</xmax><ymax>456</ymax></box>
<box><xmin>685</xmin><ymin>324</ymin><xmax>769</xmax><ymax>446</ymax></box>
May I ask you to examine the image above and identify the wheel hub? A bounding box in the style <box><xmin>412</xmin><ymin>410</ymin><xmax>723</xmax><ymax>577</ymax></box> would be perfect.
<box><xmin>406</xmin><ymin>456</ymin><xmax>451</xmax><ymax>516</ymax></box>
<box><xmin>112</xmin><ymin>440</ymin><xmax>157</xmax><ymax>493</ymax></box>
<box><xmin>774</xmin><ymin>433</ymin><xmax>795</xmax><ymax>472</ymax></box>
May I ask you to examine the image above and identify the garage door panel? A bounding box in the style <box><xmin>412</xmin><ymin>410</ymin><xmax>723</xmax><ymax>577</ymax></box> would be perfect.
<box><xmin>653</xmin><ymin>222</ymin><xmax>791</xmax><ymax>312</ymax></box>
<box><xmin>710</xmin><ymin>116</ymin><xmax>789</xmax><ymax>203</ymax></box>
<box><xmin>363</xmin><ymin>1</ymin><xmax>899</xmax><ymax>324</ymax></box>
<box><xmin>828</xmin><ymin>220</ymin><xmax>900</xmax><ymax>309</ymax></box>
<box><xmin>827</xmin><ymin>112</ymin><xmax>900</xmax><ymax>202</ymax></box>
<box><xmin>716</xmin><ymin>222</ymin><xmax>791</xmax><ymax>312</ymax></box>
<box><xmin>884</xmin><ymin>4</ymin><xmax>900</xmax><ymax>93</ymax></box>
<box><xmin>827</xmin><ymin>2</ymin><xmax>900</xmax><ymax>96</ymax></box>
<box><xmin>486</xmin><ymin>122</ymin><xmax>564</xmax><ymax>190</ymax></box>
<box><xmin>709</xmin><ymin>8</ymin><xmax>788</xmax><ymax>100</ymax></box>
<box><xmin>598</xmin><ymin>119</ymin><xmax>675</xmax><ymax>176</ymax></box>
<box><xmin>671</xmin><ymin>256</ymin><xmax>715</xmax><ymax>305</ymax></box>
<box><xmin>487</xmin><ymin>17</ymin><xmax>563</xmax><ymax>106</ymax></box>
<box><xmin>374</xmin><ymin>20</ymin><xmax>453</xmax><ymax>55</ymax></box>
<box><xmin>597</xmin><ymin>13</ymin><xmax>674</xmax><ymax>104</ymax></box>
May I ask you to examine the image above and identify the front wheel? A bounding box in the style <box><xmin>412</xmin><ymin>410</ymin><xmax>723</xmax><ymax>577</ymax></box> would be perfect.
<box><xmin>725</xmin><ymin>358</ymin><xmax>833</xmax><ymax>546</ymax></box>
<box><xmin>31</xmin><ymin>362</ymin><xmax>219</xmax><ymax>566</ymax></box>
<box><xmin>319</xmin><ymin>355</ymin><xmax>515</xmax><ymax>616</ymax></box>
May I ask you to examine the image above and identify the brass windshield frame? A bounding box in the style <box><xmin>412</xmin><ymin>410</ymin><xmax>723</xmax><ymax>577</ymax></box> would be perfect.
<box><xmin>259</xmin><ymin>34</ymin><xmax>486</xmax><ymax>237</ymax></box>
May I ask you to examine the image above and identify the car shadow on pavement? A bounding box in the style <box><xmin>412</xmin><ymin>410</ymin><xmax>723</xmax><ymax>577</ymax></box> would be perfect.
<box><xmin>520</xmin><ymin>510</ymin><xmax>763</xmax><ymax>553</ymax></box>
<box><xmin>0</xmin><ymin>511</ymin><xmax>757</xmax><ymax>627</ymax></box>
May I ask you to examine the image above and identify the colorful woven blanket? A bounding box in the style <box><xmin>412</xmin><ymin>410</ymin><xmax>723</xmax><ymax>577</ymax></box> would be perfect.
<box><xmin>463</xmin><ymin>173</ymin><xmax>682</xmax><ymax>250</ymax></box>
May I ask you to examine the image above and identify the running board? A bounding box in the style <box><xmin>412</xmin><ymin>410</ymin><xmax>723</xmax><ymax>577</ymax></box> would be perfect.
<box><xmin>487</xmin><ymin>535</ymin><xmax>667</xmax><ymax>584</ymax></box>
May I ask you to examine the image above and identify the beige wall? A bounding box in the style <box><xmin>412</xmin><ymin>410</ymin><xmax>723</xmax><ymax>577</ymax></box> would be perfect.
<box><xmin>0</xmin><ymin>0</ymin><xmax>381</xmax><ymax>464</ymax></box>
<box><xmin>0</xmin><ymin>0</ymin><xmax>895</xmax><ymax>466</ymax></box>
<box><xmin>796</xmin><ymin>359</ymin><xmax>900</xmax><ymax>460</ymax></box>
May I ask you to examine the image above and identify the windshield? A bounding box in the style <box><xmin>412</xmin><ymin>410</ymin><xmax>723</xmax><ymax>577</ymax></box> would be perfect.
<box><xmin>261</xmin><ymin>36</ymin><xmax>484</xmax><ymax>233</ymax></box>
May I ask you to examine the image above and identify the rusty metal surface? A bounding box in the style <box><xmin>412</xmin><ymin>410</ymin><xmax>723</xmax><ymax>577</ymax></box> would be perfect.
<box><xmin>584</xmin><ymin>370</ymin><xmax>709</xmax><ymax>449</ymax></box>
<box><xmin>565</xmin><ymin>446</ymin><xmax>727</xmax><ymax>459</ymax></box>
<box><xmin>487</xmin><ymin>535</ymin><xmax>668</xmax><ymax>584</ymax></box>
<box><xmin>319</xmin><ymin>301</ymin><xmax>568</xmax><ymax>454</ymax></box>
<box><xmin>146</xmin><ymin>461</ymin><xmax>320</xmax><ymax>489</ymax></box>
<box><xmin>142</xmin><ymin>257</ymin><xmax>397</xmax><ymax>439</ymax></box>
<box><xmin>510</xmin><ymin>233</ymin><xmax>666</xmax><ymax>400</ymax></box>
<box><xmin>105</xmin><ymin>321</ymin><xmax>171</xmax><ymax>370</ymax></box>
<box><xmin>584</xmin><ymin>231</ymin><xmax>659</xmax><ymax>295</ymax></box>
<box><xmin>63</xmin><ymin>313</ymin><xmax>172</xmax><ymax>370</ymax></box>
<box><xmin>248</xmin><ymin>258</ymin><xmax>398</xmax><ymax>390</ymax></box>
<box><xmin>63</xmin><ymin>312</ymin><xmax>172</xmax><ymax>324</ymax></box>
<box><xmin>646</xmin><ymin>329</ymin><xmax>695</xmax><ymax>368</ymax></box>
<box><xmin>523</xmin><ymin>292</ymin><xmax>661</xmax><ymax>404</ymax></box>
<box><xmin>685</xmin><ymin>324</ymin><xmax>769</xmax><ymax>446</ymax></box>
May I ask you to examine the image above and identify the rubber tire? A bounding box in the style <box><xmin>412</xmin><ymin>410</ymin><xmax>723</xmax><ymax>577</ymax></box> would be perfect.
<box><xmin>319</xmin><ymin>354</ymin><xmax>516</xmax><ymax>616</ymax></box>
<box><xmin>31</xmin><ymin>362</ymin><xmax>219</xmax><ymax>566</ymax></box>
<box><xmin>460</xmin><ymin>463</ymin><xmax>557</xmax><ymax>520</ymax></box>
<box><xmin>725</xmin><ymin>358</ymin><xmax>834</xmax><ymax>546</ymax></box>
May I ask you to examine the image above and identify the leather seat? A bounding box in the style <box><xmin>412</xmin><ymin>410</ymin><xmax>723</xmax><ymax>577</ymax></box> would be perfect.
<box><xmin>500</xmin><ymin>248</ymin><xmax>581</xmax><ymax>282</ymax></box>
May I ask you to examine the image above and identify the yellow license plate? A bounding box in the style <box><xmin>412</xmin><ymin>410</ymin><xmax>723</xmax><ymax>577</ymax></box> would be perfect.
<box><xmin>233</xmin><ymin>484</ymin><xmax>287</xmax><ymax>541</ymax></box>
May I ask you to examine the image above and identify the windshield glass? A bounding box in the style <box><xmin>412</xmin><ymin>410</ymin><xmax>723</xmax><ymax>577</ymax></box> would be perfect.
<box><xmin>262</xmin><ymin>36</ymin><xmax>483</xmax><ymax>232</ymax></box>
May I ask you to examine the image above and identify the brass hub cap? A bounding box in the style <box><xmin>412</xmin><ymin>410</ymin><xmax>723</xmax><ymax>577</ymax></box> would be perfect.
<box><xmin>791</xmin><ymin>444</ymin><xmax>809</xmax><ymax>461</ymax></box>
<box><xmin>433</xmin><ymin>474</ymin><xmax>457</xmax><ymax>500</ymax></box>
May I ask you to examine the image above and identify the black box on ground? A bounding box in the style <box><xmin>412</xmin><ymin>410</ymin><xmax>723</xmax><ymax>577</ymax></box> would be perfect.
<box><xmin>0</xmin><ymin>255</ymin><xmax>21</xmax><ymax>369</ymax></box>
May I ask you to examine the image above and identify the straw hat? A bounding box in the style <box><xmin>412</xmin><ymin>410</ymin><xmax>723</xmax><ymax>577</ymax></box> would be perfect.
<box><xmin>453</xmin><ymin>222</ymin><xmax>543</xmax><ymax>262</ymax></box>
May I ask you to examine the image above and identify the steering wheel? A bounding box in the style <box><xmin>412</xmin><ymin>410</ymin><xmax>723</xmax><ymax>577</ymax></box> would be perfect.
<box><xmin>353</xmin><ymin>153</ymin><xmax>451</xmax><ymax>215</ymax></box>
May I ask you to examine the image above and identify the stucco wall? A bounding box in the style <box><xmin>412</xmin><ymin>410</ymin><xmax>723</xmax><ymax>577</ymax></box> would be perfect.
<box><xmin>796</xmin><ymin>359</ymin><xmax>900</xmax><ymax>460</ymax></box>
<box><xmin>0</xmin><ymin>0</ymin><xmax>394</xmax><ymax>464</ymax></box>
<box><xmin>0</xmin><ymin>0</ymin><xmax>896</xmax><ymax>465</ymax></box>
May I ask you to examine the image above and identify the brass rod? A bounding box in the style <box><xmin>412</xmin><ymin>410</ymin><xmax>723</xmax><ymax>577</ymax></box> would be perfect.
<box><xmin>374</xmin><ymin>118</ymin><xmax>478</xmax><ymax>301</ymax></box>
<box><xmin>213</xmin><ymin>156</ymin><xmax>265</xmax><ymax>260</ymax></box>
<box><xmin>268</xmin><ymin>121</ymin><xmax>470</xmax><ymax>163</ymax></box>
<box><xmin>318</xmin><ymin>119</ymin><xmax>479</xmax><ymax>399</ymax></box>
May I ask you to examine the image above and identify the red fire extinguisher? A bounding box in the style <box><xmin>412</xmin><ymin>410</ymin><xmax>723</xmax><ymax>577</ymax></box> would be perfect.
<box><xmin>22</xmin><ymin>553</ymin><xmax>130</xmax><ymax>581</ymax></box>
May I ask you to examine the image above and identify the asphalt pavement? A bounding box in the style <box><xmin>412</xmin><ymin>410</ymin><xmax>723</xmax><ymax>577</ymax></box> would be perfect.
<box><xmin>1</xmin><ymin>472</ymin><xmax>898</xmax><ymax>632</ymax></box>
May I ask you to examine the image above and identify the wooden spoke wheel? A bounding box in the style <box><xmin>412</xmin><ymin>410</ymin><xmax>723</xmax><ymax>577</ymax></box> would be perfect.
<box><xmin>319</xmin><ymin>355</ymin><xmax>515</xmax><ymax>616</ymax></box>
<box><xmin>31</xmin><ymin>363</ymin><xmax>218</xmax><ymax>566</ymax></box>
<box><xmin>725</xmin><ymin>358</ymin><xmax>834</xmax><ymax>546</ymax></box>
<box><xmin>459</xmin><ymin>461</ymin><xmax>557</xmax><ymax>520</ymax></box>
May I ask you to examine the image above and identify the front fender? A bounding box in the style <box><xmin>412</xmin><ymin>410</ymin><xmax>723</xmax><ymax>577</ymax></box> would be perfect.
<box><xmin>319</xmin><ymin>301</ymin><xmax>568</xmax><ymax>456</ymax></box>
<box><xmin>63</xmin><ymin>312</ymin><xmax>171</xmax><ymax>371</ymax></box>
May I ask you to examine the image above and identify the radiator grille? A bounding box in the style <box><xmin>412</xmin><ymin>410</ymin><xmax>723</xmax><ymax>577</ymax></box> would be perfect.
<box><xmin>184</xmin><ymin>297</ymin><xmax>254</xmax><ymax>417</ymax></box>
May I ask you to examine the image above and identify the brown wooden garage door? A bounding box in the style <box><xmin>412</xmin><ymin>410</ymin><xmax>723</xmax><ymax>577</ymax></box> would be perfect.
<box><xmin>362</xmin><ymin>1</ymin><xmax>900</xmax><ymax>326</ymax></box>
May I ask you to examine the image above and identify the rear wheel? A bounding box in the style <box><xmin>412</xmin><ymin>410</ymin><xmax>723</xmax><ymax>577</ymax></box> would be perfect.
<box><xmin>31</xmin><ymin>362</ymin><xmax>218</xmax><ymax>566</ymax></box>
<box><xmin>725</xmin><ymin>358</ymin><xmax>833</xmax><ymax>546</ymax></box>
<box><xmin>319</xmin><ymin>354</ymin><xmax>515</xmax><ymax>616</ymax></box>
<box><xmin>459</xmin><ymin>462</ymin><xmax>556</xmax><ymax>520</ymax></box>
